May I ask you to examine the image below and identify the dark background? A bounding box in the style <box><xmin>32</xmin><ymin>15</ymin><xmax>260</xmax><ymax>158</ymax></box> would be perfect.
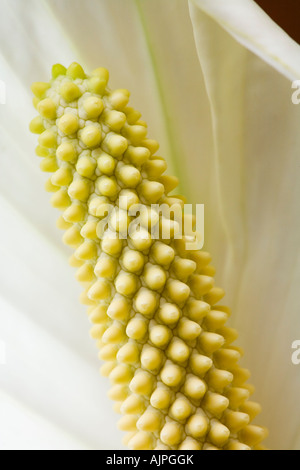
<box><xmin>255</xmin><ymin>0</ymin><xmax>300</xmax><ymax>43</ymax></box>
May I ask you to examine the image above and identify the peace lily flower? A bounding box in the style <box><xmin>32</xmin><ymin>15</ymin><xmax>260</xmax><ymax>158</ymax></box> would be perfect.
<box><xmin>0</xmin><ymin>0</ymin><xmax>299</xmax><ymax>450</ymax></box>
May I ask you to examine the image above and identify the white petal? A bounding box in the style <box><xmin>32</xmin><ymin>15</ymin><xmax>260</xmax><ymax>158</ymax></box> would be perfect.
<box><xmin>0</xmin><ymin>0</ymin><xmax>75</xmax><ymax>86</ymax></box>
<box><xmin>189</xmin><ymin>2</ymin><xmax>300</xmax><ymax>449</ymax></box>
<box><xmin>190</xmin><ymin>0</ymin><xmax>300</xmax><ymax>80</ymax></box>
<box><xmin>0</xmin><ymin>389</ymin><xmax>91</xmax><ymax>450</ymax></box>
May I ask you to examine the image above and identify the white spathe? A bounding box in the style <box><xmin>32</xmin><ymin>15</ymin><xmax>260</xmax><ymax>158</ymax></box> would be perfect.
<box><xmin>189</xmin><ymin>0</ymin><xmax>300</xmax><ymax>450</ymax></box>
<box><xmin>0</xmin><ymin>0</ymin><xmax>299</xmax><ymax>450</ymax></box>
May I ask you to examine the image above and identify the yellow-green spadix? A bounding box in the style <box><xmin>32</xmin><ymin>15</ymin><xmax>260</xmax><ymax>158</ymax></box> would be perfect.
<box><xmin>29</xmin><ymin>62</ymin><xmax>268</xmax><ymax>450</ymax></box>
